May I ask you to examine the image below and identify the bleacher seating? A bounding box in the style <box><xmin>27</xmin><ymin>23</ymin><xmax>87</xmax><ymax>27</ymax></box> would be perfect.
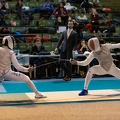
<box><xmin>0</xmin><ymin>0</ymin><xmax>119</xmax><ymax>54</ymax></box>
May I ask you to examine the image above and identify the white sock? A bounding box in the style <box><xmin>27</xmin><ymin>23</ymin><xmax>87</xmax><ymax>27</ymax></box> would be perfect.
<box><xmin>84</xmin><ymin>70</ymin><xmax>93</xmax><ymax>90</ymax></box>
<box><xmin>26</xmin><ymin>80</ymin><xmax>39</xmax><ymax>94</ymax></box>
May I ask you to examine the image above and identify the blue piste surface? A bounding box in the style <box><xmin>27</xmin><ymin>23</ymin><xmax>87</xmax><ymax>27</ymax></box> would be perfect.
<box><xmin>1</xmin><ymin>77</ymin><xmax>120</xmax><ymax>94</ymax></box>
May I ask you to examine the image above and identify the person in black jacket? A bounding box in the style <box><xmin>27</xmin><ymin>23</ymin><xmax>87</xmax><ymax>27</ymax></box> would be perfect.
<box><xmin>55</xmin><ymin>20</ymin><xmax>77</xmax><ymax>81</ymax></box>
<box><xmin>29</xmin><ymin>39</ymin><xmax>46</xmax><ymax>78</ymax></box>
<box><xmin>14</xmin><ymin>0</ymin><xmax>23</xmax><ymax>19</ymax></box>
<box><xmin>29</xmin><ymin>39</ymin><xmax>45</xmax><ymax>55</ymax></box>
<box><xmin>0</xmin><ymin>0</ymin><xmax>9</xmax><ymax>17</ymax></box>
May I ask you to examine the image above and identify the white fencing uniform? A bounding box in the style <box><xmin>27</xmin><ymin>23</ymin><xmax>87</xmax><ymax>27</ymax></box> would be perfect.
<box><xmin>0</xmin><ymin>47</ymin><xmax>30</xmax><ymax>81</ymax></box>
<box><xmin>0</xmin><ymin>36</ymin><xmax>46</xmax><ymax>98</ymax></box>
<box><xmin>76</xmin><ymin>37</ymin><xmax>120</xmax><ymax>90</ymax></box>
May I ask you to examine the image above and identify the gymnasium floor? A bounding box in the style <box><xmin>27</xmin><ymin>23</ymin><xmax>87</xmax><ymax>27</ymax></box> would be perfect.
<box><xmin>0</xmin><ymin>77</ymin><xmax>120</xmax><ymax>106</ymax></box>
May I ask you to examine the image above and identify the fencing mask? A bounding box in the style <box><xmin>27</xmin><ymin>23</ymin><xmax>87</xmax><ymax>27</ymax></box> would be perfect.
<box><xmin>2</xmin><ymin>36</ymin><xmax>15</xmax><ymax>50</ymax></box>
<box><xmin>88</xmin><ymin>37</ymin><xmax>101</xmax><ymax>52</ymax></box>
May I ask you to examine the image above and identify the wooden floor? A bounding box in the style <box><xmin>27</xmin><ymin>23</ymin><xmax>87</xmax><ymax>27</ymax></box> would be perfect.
<box><xmin>0</xmin><ymin>89</ymin><xmax>120</xmax><ymax>106</ymax></box>
<box><xmin>0</xmin><ymin>101</ymin><xmax>120</xmax><ymax>120</ymax></box>
<box><xmin>1</xmin><ymin>78</ymin><xmax>120</xmax><ymax>120</ymax></box>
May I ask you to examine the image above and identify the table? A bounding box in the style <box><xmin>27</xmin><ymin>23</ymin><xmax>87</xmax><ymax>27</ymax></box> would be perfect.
<box><xmin>16</xmin><ymin>54</ymin><xmax>87</xmax><ymax>78</ymax></box>
<box><xmin>16</xmin><ymin>54</ymin><xmax>87</xmax><ymax>65</ymax></box>
<box><xmin>16</xmin><ymin>53</ymin><xmax>119</xmax><ymax>79</ymax></box>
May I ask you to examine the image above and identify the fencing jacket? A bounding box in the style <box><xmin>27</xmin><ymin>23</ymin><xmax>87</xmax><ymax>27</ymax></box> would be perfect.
<box><xmin>93</xmin><ymin>44</ymin><xmax>113</xmax><ymax>71</ymax></box>
<box><xmin>76</xmin><ymin>43</ymin><xmax>120</xmax><ymax>71</ymax></box>
<box><xmin>0</xmin><ymin>46</ymin><xmax>29</xmax><ymax>72</ymax></box>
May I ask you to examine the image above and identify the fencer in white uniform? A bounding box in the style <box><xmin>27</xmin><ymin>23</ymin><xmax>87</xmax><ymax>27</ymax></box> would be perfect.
<box><xmin>71</xmin><ymin>37</ymin><xmax>120</xmax><ymax>95</ymax></box>
<box><xmin>0</xmin><ymin>35</ymin><xmax>47</xmax><ymax>98</ymax></box>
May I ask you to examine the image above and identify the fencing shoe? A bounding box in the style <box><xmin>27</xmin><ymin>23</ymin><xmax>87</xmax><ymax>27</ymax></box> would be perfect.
<box><xmin>35</xmin><ymin>93</ymin><xmax>47</xmax><ymax>99</ymax></box>
<box><xmin>78</xmin><ymin>89</ymin><xmax>88</xmax><ymax>96</ymax></box>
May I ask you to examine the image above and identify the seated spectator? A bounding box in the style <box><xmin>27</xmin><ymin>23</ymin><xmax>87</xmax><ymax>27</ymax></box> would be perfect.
<box><xmin>68</xmin><ymin>16</ymin><xmax>79</xmax><ymax>28</ymax></box>
<box><xmin>29</xmin><ymin>39</ymin><xmax>47</xmax><ymax>78</ymax></box>
<box><xmin>77</xmin><ymin>39</ymin><xmax>89</xmax><ymax>54</ymax></box>
<box><xmin>90</xmin><ymin>8</ymin><xmax>99</xmax><ymax>33</ymax></box>
<box><xmin>80</xmin><ymin>0</ymin><xmax>93</xmax><ymax>14</ymax></box>
<box><xmin>75</xmin><ymin>39</ymin><xmax>98</xmax><ymax>77</ymax></box>
<box><xmin>75</xmin><ymin>39</ymin><xmax>89</xmax><ymax>77</ymax></box>
<box><xmin>0</xmin><ymin>0</ymin><xmax>9</xmax><ymax>18</ymax></box>
<box><xmin>10</xmin><ymin>20</ymin><xmax>16</xmax><ymax>26</ymax></box>
<box><xmin>72</xmin><ymin>39</ymin><xmax>89</xmax><ymax>77</ymax></box>
<box><xmin>14</xmin><ymin>0</ymin><xmax>23</xmax><ymax>19</ymax></box>
<box><xmin>29</xmin><ymin>39</ymin><xmax>45</xmax><ymax>56</ymax></box>
<box><xmin>53</xmin><ymin>2</ymin><xmax>68</xmax><ymax>25</ymax></box>
<box><xmin>68</xmin><ymin>16</ymin><xmax>86</xmax><ymax>40</ymax></box>
<box><xmin>42</xmin><ymin>1</ymin><xmax>53</xmax><ymax>9</ymax></box>
<box><xmin>40</xmin><ymin>1</ymin><xmax>54</xmax><ymax>19</ymax></box>
<box><xmin>14</xmin><ymin>0</ymin><xmax>34</xmax><ymax>21</ymax></box>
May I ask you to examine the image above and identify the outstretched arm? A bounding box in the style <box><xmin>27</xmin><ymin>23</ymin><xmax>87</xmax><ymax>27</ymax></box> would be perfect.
<box><xmin>71</xmin><ymin>52</ymin><xmax>94</xmax><ymax>66</ymax></box>
<box><xmin>106</xmin><ymin>43</ymin><xmax>120</xmax><ymax>50</ymax></box>
<box><xmin>11</xmin><ymin>52</ymin><xmax>29</xmax><ymax>72</ymax></box>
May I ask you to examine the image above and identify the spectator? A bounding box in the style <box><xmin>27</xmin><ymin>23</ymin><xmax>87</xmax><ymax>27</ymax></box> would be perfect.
<box><xmin>68</xmin><ymin>16</ymin><xmax>86</xmax><ymax>40</ymax></box>
<box><xmin>42</xmin><ymin>1</ymin><xmax>53</xmax><ymax>9</ymax></box>
<box><xmin>77</xmin><ymin>38</ymin><xmax>99</xmax><ymax>67</ymax></box>
<box><xmin>29</xmin><ymin>39</ymin><xmax>45</xmax><ymax>55</ymax></box>
<box><xmin>0</xmin><ymin>0</ymin><xmax>9</xmax><ymax>18</ymax></box>
<box><xmin>77</xmin><ymin>39</ymin><xmax>89</xmax><ymax>54</ymax></box>
<box><xmin>29</xmin><ymin>39</ymin><xmax>47</xmax><ymax>78</ymax></box>
<box><xmin>14</xmin><ymin>0</ymin><xmax>23</xmax><ymax>19</ymax></box>
<box><xmin>90</xmin><ymin>8</ymin><xmax>99</xmax><ymax>33</ymax></box>
<box><xmin>53</xmin><ymin>2</ymin><xmax>68</xmax><ymax>26</ymax></box>
<box><xmin>76</xmin><ymin>39</ymin><xmax>89</xmax><ymax>77</ymax></box>
<box><xmin>80</xmin><ymin>0</ymin><xmax>93</xmax><ymax>14</ymax></box>
<box><xmin>68</xmin><ymin>16</ymin><xmax>79</xmax><ymax>28</ymax></box>
<box><xmin>40</xmin><ymin>1</ymin><xmax>54</xmax><ymax>19</ymax></box>
<box><xmin>14</xmin><ymin>1</ymin><xmax>34</xmax><ymax>22</ymax></box>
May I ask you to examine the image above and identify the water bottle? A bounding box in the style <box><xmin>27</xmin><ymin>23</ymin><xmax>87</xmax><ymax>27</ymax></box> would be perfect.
<box><xmin>17</xmin><ymin>49</ymin><xmax>20</xmax><ymax>55</ymax></box>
